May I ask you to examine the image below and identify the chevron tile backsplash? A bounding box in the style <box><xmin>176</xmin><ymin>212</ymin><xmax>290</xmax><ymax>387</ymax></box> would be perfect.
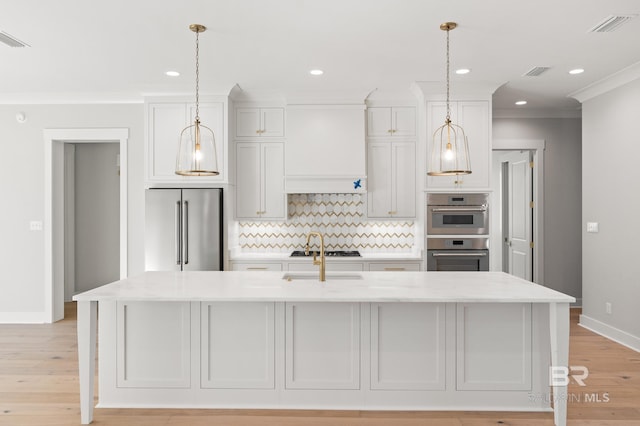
<box><xmin>236</xmin><ymin>194</ymin><xmax>416</xmax><ymax>253</ymax></box>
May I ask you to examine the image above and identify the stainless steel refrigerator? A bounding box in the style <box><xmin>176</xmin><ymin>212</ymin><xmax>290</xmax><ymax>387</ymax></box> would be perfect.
<box><xmin>145</xmin><ymin>188</ymin><xmax>223</xmax><ymax>271</ymax></box>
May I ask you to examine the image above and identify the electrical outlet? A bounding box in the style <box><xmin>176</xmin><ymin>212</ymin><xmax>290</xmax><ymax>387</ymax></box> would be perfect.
<box><xmin>605</xmin><ymin>302</ymin><xmax>612</xmax><ymax>315</ymax></box>
<box><xmin>587</xmin><ymin>222</ymin><xmax>599</xmax><ymax>233</ymax></box>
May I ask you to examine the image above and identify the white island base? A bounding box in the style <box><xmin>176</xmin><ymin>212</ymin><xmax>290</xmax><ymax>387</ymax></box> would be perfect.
<box><xmin>74</xmin><ymin>271</ymin><xmax>575</xmax><ymax>425</ymax></box>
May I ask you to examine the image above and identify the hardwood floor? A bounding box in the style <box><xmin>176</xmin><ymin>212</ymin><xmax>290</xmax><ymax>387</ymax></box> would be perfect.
<box><xmin>1</xmin><ymin>305</ymin><xmax>639</xmax><ymax>425</ymax></box>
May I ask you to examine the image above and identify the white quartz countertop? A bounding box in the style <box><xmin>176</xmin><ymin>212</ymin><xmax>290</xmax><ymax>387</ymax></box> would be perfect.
<box><xmin>73</xmin><ymin>271</ymin><xmax>575</xmax><ymax>304</ymax></box>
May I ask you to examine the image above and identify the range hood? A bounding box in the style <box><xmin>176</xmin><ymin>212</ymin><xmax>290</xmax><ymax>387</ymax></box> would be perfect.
<box><xmin>285</xmin><ymin>104</ymin><xmax>367</xmax><ymax>194</ymax></box>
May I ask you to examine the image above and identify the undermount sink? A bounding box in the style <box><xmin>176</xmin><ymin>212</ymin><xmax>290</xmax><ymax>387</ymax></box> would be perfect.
<box><xmin>282</xmin><ymin>272</ymin><xmax>363</xmax><ymax>281</ymax></box>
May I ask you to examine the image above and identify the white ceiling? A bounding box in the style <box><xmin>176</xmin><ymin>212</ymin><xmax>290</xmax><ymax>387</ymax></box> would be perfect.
<box><xmin>2</xmin><ymin>0</ymin><xmax>640</xmax><ymax>114</ymax></box>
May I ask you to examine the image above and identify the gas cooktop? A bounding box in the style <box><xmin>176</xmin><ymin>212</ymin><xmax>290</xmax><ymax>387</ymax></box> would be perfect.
<box><xmin>290</xmin><ymin>250</ymin><xmax>361</xmax><ymax>257</ymax></box>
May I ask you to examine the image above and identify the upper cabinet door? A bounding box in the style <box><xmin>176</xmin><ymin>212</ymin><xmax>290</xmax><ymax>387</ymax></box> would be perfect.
<box><xmin>390</xmin><ymin>107</ymin><xmax>416</xmax><ymax>137</ymax></box>
<box><xmin>426</xmin><ymin>100</ymin><xmax>490</xmax><ymax>190</ymax></box>
<box><xmin>260</xmin><ymin>108</ymin><xmax>285</xmax><ymax>137</ymax></box>
<box><xmin>146</xmin><ymin>100</ymin><xmax>227</xmax><ymax>184</ymax></box>
<box><xmin>147</xmin><ymin>103</ymin><xmax>187</xmax><ymax>182</ymax></box>
<box><xmin>236</xmin><ymin>107</ymin><xmax>284</xmax><ymax>138</ymax></box>
<box><xmin>367</xmin><ymin>107</ymin><xmax>416</xmax><ymax>138</ymax></box>
<box><xmin>235</xmin><ymin>142</ymin><xmax>262</xmax><ymax>219</ymax></box>
<box><xmin>367</xmin><ymin>107</ymin><xmax>394</xmax><ymax>137</ymax></box>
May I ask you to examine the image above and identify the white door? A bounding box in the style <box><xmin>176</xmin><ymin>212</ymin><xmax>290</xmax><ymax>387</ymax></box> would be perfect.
<box><xmin>502</xmin><ymin>151</ymin><xmax>533</xmax><ymax>281</ymax></box>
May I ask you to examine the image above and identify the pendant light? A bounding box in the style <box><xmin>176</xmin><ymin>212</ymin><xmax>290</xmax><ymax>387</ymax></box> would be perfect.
<box><xmin>176</xmin><ymin>24</ymin><xmax>219</xmax><ymax>176</ymax></box>
<box><xmin>427</xmin><ymin>22</ymin><xmax>471</xmax><ymax>177</ymax></box>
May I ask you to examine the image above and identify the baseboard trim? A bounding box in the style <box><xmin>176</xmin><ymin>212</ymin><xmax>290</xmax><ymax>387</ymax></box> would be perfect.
<box><xmin>579</xmin><ymin>314</ymin><xmax>640</xmax><ymax>353</ymax></box>
<box><xmin>0</xmin><ymin>311</ymin><xmax>48</xmax><ymax>324</ymax></box>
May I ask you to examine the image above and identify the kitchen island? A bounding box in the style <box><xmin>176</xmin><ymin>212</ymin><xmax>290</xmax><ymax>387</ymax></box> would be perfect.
<box><xmin>73</xmin><ymin>271</ymin><xmax>575</xmax><ymax>425</ymax></box>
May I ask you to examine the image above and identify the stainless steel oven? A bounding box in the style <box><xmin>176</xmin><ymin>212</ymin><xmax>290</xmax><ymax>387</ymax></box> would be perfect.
<box><xmin>426</xmin><ymin>237</ymin><xmax>489</xmax><ymax>271</ymax></box>
<box><xmin>427</xmin><ymin>193</ymin><xmax>489</xmax><ymax>235</ymax></box>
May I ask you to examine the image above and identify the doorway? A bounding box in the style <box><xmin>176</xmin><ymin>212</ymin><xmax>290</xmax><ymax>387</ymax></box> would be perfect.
<box><xmin>500</xmin><ymin>150</ymin><xmax>533</xmax><ymax>281</ymax></box>
<box><xmin>491</xmin><ymin>139</ymin><xmax>545</xmax><ymax>284</ymax></box>
<box><xmin>64</xmin><ymin>143</ymin><xmax>121</xmax><ymax>300</ymax></box>
<box><xmin>44</xmin><ymin>129</ymin><xmax>128</xmax><ymax>322</ymax></box>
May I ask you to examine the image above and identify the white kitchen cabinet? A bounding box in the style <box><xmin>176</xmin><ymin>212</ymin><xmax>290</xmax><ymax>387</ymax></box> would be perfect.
<box><xmin>236</xmin><ymin>107</ymin><xmax>284</xmax><ymax>138</ymax></box>
<box><xmin>146</xmin><ymin>101</ymin><xmax>226</xmax><ymax>184</ymax></box>
<box><xmin>116</xmin><ymin>301</ymin><xmax>191</xmax><ymax>388</ymax></box>
<box><xmin>456</xmin><ymin>303</ymin><xmax>532</xmax><ymax>391</ymax></box>
<box><xmin>367</xmin><ymin>140</ymin><xmax>416</xmax><ymax>218</ymax></box>
<box><xmin>230</xmin><ymin>262</ymin><xmax>283</xmax><ymax>271</ymax></box>
<box><xmin>201</xmin><ymin>302</ymin><xmax>275</xmax><ymax>389</ymax></box>
<box><xmin>426</xmin><ymin>101</ymin><xmax>490</xmax><ymax>190</ymax></box>
<box><xmin>367</xmin><ymin>107</ymin><xmax>416</xmax><ymax>138</ymax></box>
<box><xmin>368</xmin><ymin>262</ymin><xmax>421</xmax><ymax>271</ymax></box>
<box><xmin>370</xmin><ymin>303</ymin><xmax>445</xmax><ymax>390</ymax></box>
<box><xmin>235</xmin><ymin>142</ymin><xmax>285</xmax><ymax>219</ymax></box>
<box><xmin>285</xmin><ymin>302</ymin><xmax>360</xmax><ymax>390</ymax></box>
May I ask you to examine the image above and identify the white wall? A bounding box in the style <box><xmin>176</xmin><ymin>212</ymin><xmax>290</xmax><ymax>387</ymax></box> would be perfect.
<box><xmin>0</xmin><ymin>104</ymin><xmax>145</xmax><ymax>321</ymax></box>
<box><xmin>581</xmin><ymin>78</ymin><xmax>640</xmax><ymax>346</ymax></box>
<box><xmin>73</xmin><ymin>143</ymin><xmax>121</xmax><ymax>293</ymax></box>
<box><xmin>492</xmin><ymin>117</ymin><xmax>582</xmax><ymax>300</ymax></box>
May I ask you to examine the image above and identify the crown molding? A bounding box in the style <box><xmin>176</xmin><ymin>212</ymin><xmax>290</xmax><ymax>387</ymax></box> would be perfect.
<box><xmin>569</xmin><ymin>60</ymin><xmax>640</xmax><ymax>103</ymax></box>
<box><xmin>0</xmin><ymin>92</ymin><xmax>145</xmax><ymax>105</ymax></box>
<box><xmin>411</xmin><ymin>80</ymin><xmax>501</xmax><ymax>102</ymax></box>
<box><xmin>493</xmin><ymin>108</ymin><xmax>582</xmax><ymax>119</ymax></box>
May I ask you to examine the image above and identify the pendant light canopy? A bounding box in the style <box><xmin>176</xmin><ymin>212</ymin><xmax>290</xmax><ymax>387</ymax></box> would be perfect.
<box><xmin>176</xmin><ymin>24</ymin><xmax>219</xmax><ymax>176</ymax></box>
<box><xmin>427</xmin><ymin>22</ymin><xmax>472</xmax><ymax>177</ymax></box>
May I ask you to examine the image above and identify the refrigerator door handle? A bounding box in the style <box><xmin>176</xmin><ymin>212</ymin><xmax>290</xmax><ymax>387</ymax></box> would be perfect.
<box><xmin>175</xmin><ymin>201</ymin><xmax>182</xmax><ymax>265</ymax></box>
<box><xmin>183</xmin><ymin>200</ymin><xmax>189</xmax><ymax>265</ymax></box>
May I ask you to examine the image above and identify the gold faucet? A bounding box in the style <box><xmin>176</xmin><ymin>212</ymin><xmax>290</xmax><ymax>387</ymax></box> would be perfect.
<box><xmin>305</xmin><ymin>231</ymin><xmax>326</xmax><ymax>281</ymax></box>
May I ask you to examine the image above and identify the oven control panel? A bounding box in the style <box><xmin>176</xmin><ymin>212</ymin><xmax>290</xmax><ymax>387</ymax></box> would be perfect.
<box><xmin>427</xmin><ymin>237</ymin><xmax>489</xmax><ymax>250</ymax></box>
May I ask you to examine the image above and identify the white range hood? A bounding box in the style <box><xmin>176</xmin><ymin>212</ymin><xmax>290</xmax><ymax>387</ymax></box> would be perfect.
<box><xmin>285</xmin><ymin>104</ymin><xmax>367</xmax><ymax>194</ymax></box>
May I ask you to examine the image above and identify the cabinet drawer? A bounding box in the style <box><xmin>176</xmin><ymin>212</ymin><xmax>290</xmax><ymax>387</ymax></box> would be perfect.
<box><xmin>231</xmin><ymin>262</ymin><xmax>283</xmax><ymax>271</ymax></box>
<box><xmin>288</xmin><ymin>262</ymin><xmax>364</xmax><ymax>272</ymax></box>
<box><xmin>369</xmin><ymin>262</ymin><xmax>421</xmax><ymax>272</ymax></box>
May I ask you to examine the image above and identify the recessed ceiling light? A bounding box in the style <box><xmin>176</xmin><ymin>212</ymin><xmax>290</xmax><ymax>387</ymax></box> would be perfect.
<box><xmin>455</xmin><ymin>68</ymin><xmax>470</xmax><ymax>75</ymax></box>
<box><xmin>309</xmin><ymin>69</ymin><xmax>324</xmax><ymax>76</ymax></box>
<box><xmin>569</xmin><ymin>68</ymin><xmax>584</xmax><ymax>75</ymax></box>
<box><xmin>515</xmin><ymin>100</ymin><xmax>527</xmax><ymax>106</ymax></box>
<box><xmin>166</xmin><ymin>71</ymin><xmax>180</xmax><ymax>77</ymax></box>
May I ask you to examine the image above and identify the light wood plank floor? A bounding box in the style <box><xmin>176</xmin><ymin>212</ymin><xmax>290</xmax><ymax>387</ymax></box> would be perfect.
<box><xmin>1</xmin><ymin>304</ymin><xmax>639</xmax><ymax>425</ymax></box>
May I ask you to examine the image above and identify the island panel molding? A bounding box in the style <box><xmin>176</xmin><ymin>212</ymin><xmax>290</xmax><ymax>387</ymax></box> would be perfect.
<box><xmin>201</xmin><ymin>302</ymin><xmax>276</xmax><ymax>389</ymax></box>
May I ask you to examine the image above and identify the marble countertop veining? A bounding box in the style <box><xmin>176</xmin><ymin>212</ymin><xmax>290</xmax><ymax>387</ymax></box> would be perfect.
<box><xmin>73</xmin><ymin>271</ymin><xmax>575</xmax><ymax>304</ymax></box>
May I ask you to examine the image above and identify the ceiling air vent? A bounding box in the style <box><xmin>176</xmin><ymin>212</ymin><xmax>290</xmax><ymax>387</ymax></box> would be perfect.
<box><xmin>589</xmin><ymin>15</ymin><xmax>637</xmax><ymax>33</ymax></box>
<box><xmin>0</xmin><ymin>31</ymin><xmax>29</xmax><ymax>48</ymax></box>
<box><xmin>523</xmin><ymin>66</ymin><xmax>550</xmax><ymax>77</ymax></box>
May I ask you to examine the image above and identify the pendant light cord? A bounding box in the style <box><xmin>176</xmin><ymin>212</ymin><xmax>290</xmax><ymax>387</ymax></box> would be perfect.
<box><xmin>445</xmin><ymin>27</ymin><xmax>451</xmax><ymax>123</ymax></box>
<box><xmin>195</xmin><ymin>29</ymin><xmax>200</xmax><ymax>122</ymax></box>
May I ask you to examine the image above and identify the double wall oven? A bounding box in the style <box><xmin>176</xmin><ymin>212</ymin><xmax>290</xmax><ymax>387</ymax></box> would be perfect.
<box><xmin>426</xmin><ymin>193</ymin><xmax>490</xmax><ymax>271</ymax></box>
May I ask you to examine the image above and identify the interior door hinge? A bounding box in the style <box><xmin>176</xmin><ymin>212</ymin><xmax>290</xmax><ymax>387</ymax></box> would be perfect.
<box><xmin>530</xmin><ymin>241</ymin><xmax>534</xmax><ymax>249</ymax></box>
<box><xmin>530</xmin><ymin>201</ymin><xmax>534</xmax><ymax>208</ymax></box>
<box><xmin>530</xmin><ymin>161</ymin><xmax>534</xmax><ymax>168</ymax></box>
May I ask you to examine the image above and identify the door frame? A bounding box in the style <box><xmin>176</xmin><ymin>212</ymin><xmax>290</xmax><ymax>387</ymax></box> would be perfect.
<box><xmin>44</xmin><ymin>128</ymin><xmax>128</xmax><ymax>322</ymax></box>
<box><xmin>492</xmin><ymin>139</ymin><xmax>545</xmax><ymax>285</ymax></box>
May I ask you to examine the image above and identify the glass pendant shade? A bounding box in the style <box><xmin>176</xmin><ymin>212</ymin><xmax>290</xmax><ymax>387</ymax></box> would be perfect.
<box><xmin>427</xmin><ymin>119</ymin><xmax>471</xmax><ymax>176</ymax></box>
<box><xmin>176</xmin><ymin>119</ymin><xmax>219</xmax><ymax>176</ymax></box>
